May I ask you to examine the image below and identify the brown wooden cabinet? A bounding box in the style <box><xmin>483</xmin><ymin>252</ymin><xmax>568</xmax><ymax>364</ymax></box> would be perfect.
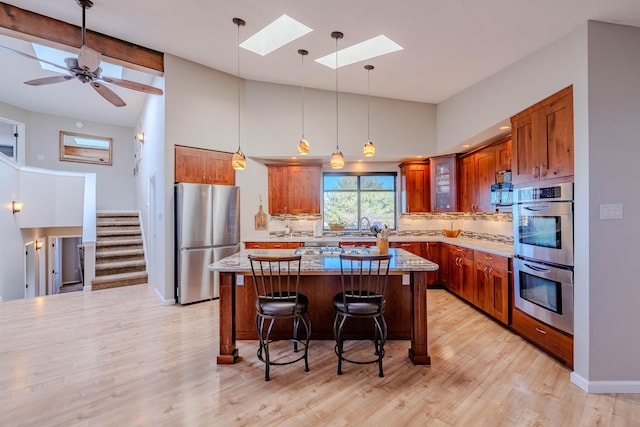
<box><xmin>267</xmin><ymin>165</ymin><xmax>321</xmax><ymax>215</ymax></box>
<box><xmin>430</xmin><ymin>154</ymin><xmax>457</xmax><ymax>212</ymax></box>
<box><xmin>473</xmin><ymin>251</ymin><xmax>510</xmax><ymax>325</ymax></box>
<box><xmin>511</xmin><ymin>86</ymin><xmax>573</xmax><ymax>185</ymax></box>
<box><xmin>422</xmin><ymin>242</ymin><xmax>441</xmax><ymax>285</ymax></box>
<box><xmin>400</xmin><ymin>162</ymin><xmax>430</xmax><ymax>213</ymax></box>
<box><xmin>447</xmin><ymin>245</ymin><xmax>474</xmax><ymax>300</ymax></box>
<box><xmin>512</xmin><ymin>308</ymin><xmax>573</xmax><ymax>368</ymax></box>
<box><xmin>244</xmin><ymin>241</ymin><xmax>303</xmax><ymax>249</ymax></box>
<box><xmin>174</xmin><ymin>145</ymin><xmax>235</xmax><ymax>185</ymax></box>
<box><xmin>458</xmin><ymin>138</ymin><xmax>511</xmax><ymax>213</ymax></box>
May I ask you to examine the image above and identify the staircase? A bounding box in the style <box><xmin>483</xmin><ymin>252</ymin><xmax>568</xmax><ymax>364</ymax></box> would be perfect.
<box><xmin>92</xmin><ymin>212</ymin><xmax>148</xmax><ymax>291</ymax></box>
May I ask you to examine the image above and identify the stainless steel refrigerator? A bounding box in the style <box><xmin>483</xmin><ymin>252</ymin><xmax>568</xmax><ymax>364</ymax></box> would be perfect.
<box><xmin>175</xmin><ymin>183</ymin><xmax>240</xmax><ymax>304</ymax></box>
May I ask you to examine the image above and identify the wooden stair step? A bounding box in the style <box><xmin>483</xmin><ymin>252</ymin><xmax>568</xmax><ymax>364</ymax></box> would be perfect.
<box><xmin>96</xmin><ymin>248</ymin><xmax>145</xmax><ymax>259</ymax></box>
<box><xmin>96</xmin><ymin>259</ymin><xmax>146</xmax><ymax>271</ymax></box>
<box><xmin>91</xmin><ymin>271</ymin><xmax>148</xmax><ymax>291</ymax></box>
<box><xmin>96</xmin><ymin>238</ymin><xmax>143</xmax><ymax>248</ymax></box>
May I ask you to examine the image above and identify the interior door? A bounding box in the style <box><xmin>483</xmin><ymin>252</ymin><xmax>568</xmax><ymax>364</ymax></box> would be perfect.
<box><xmin>48</xmin><ymin>237</ymin><xmax>62</xmax><ymax>294</ymax></box>
<box><xmin>24</xmin><ymin>242</ymin><xmax>36</xmax><ymax>298</ymax></box>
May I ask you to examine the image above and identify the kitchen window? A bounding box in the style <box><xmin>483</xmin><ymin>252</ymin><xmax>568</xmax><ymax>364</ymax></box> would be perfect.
<box><xmin>323</xmin><ymin>172</ymin><xmax>397</xmax><ymax>230</ymax></box>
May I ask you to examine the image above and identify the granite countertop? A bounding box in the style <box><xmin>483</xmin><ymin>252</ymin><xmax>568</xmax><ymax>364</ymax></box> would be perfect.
<box><xmin>209</xmin><ymin>248</ymin><xmax>439</xmax><ymax>274</ymax></box>
<box><xmin>243</xmin><ymin>235</ymin><xmax>514</xmax><ymax>258</ymax></box>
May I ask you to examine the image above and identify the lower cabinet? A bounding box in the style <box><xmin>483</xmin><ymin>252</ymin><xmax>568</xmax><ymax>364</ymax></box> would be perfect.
<box><xmin>244</xmin><ymin>241</ymin><xmax>303</xmax><ymax>249</ymax></box>
<box><xmin>447</xmin><ymin>245</ymin><xmax>474</xmax><ymax>301</ymax></box>
<box><xmin>512</xmin><ymin>308</ymin><xmax>573</xmax><ymax>368</ymax></box>
<box><xmin>473</xmin><ymin>251</ymin><xmax>510</xmax><ymax>325</ymax></box>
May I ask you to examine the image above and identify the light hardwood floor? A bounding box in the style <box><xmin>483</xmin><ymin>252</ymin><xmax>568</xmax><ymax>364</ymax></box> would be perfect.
<box><xmin>1</xmin><ymin>284</ymin><xmax>638</xmax><ymax>426</ymax></box>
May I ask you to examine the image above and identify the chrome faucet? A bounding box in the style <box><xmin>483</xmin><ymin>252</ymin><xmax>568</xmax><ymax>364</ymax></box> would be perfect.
<box><xmin>359</xmin><ymin>216</ymin><xmax>371</xmax><ymax>235</ymax></box>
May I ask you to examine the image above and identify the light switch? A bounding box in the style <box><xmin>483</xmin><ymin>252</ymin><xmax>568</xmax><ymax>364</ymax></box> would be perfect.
<box><xmin>599</xmin><ymin>203</ymin><xmax>623</xmax><ymax>220</ymax></box>
<box><xmin>402</xmin><ymin>274</ymin><xmax>410</xmax><ymax>285</ymax></box>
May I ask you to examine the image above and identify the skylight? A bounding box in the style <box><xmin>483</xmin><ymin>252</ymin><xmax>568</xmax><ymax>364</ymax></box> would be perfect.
<box><xmin>73</xmin><ymin>137</ymin><xmax>110</xmax><ymax>149</ymax></box>
<box><xmin>31</xmin><ymin>43</ymin><xmax>123</xmax><ymax>79</ymax></box>
<box><xmin>240</xmin><ymin>15</ymin><xmax>313</xmax><ymax>56</ymax></box>
<box><xmin>315</xmin><ymin>35</ymin><xmax>403</xmax><ymax>69</ymax></box>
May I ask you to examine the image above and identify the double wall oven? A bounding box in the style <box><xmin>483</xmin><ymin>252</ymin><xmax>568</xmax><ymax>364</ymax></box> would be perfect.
<box><xmin>513</xmin><ymin>182</ymin><xmax>574</xmax><ymax>335</ymax></box>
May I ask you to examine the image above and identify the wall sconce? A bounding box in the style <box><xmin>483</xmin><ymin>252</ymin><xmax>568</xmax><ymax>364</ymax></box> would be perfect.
<box><xmin>35</xmin><ymin>241</ymin><xmax>43</xmax><ymax>251</ymax></box>
<box><xmin>136</xmin><ymin>132</ymin><xmax>145</xmax><ymax>143</ymax></box>
<box><xmin>12</xmin><ymin>201</ymin><xmax>23</xmax><ymax>214</ymax></box>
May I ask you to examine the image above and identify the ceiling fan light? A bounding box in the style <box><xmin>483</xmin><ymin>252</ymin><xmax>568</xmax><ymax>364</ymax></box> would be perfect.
<box><xmin>232</xmin><ymin>150</ymin><xmax>246</xmax><ymax>170</ymax></box>
<box><xmin>330</xmin><ymin>149</ymin><xmax>344</xmax><ymax>169</ymax></box>
<box><xmin>298</xmin><ymin>139</ymin><xmax>310</xmax><ymax>155</ymax></box>
<box><xmin>363</xmin><ymin>140</ymin><xmax>375</xmax><ymax>157</ymax></box>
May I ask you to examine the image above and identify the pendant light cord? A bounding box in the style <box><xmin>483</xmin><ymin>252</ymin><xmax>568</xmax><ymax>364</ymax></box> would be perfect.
<box><xmin>301</xmin><ymin>52</ymin><xmax>305</xmax><ymax>139</ymax></box>
<box><xmin>367</xmin><ymin>68</ymin><xmax>371</xmax><ymax>141</ymax></box>
<box><xmin>237</xmin><ymin>21</ymin><xmax>241</xmax><ymax>152</ymax></box>
<box><xmin>335</xmin><ymin>36</ymin><xmax>339</xmax><ymax>151</ymax></box>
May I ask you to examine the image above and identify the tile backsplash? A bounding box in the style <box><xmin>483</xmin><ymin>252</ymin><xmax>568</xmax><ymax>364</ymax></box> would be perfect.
<box><xmin>268</xmin><ymin>212</ymin><xmax>513</xmax><ymax>244</ymax></box>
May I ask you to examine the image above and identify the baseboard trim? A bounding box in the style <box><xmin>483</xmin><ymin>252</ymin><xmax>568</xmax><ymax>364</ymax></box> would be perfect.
<box><xmin>155</xmin><ymin>286</ymin><xmax>175</xmax><ymax>305</ymax></box>
<box><xmin>571</xmin><ymin>372</ymin><xmax>640</xmax><ymax>393</ymax></box>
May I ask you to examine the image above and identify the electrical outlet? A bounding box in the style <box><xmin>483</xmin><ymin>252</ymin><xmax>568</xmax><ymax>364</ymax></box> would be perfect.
<box><xmin>599</xmin><ymin>203</ymin><xmax>623</xmax><ymax>219</ymax></box>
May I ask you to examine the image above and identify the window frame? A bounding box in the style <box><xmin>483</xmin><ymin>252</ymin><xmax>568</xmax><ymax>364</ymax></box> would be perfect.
<box><xmin>322</xmin><ymin>171</ymin><xmax>398</xmax><ymax>231</ymax></box>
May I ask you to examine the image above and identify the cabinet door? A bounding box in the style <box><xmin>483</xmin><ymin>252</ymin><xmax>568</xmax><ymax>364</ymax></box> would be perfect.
<box><xmin>430</xmin><ymin>155</ymin><xmax>457</xmax><ymax>212</ymax></box>
<box><xmin>402</xmin><ymin>163</ymin><xmax>430</xmax><ymax>213</ymax></box>
<box><xmin>458</xmin><ymin>155</ymin><xmax>477</xmax><ymax>212</ymax></box>
<box><xmin>175</xmin><ymin>146</ymin><xmax>206</xmax><ymax>183</ymax></box>
<box><xmin>540</xmin><ymin>91</ymin><xmax>573</xmax><ymax>180</ymax></box>
<box><xmin>245</xmin><ymin>242</ymin><xmax>267</xmax><ymax>249</ymax></box>
<box><xmin>205</xmin><ymin>151</ymin><xmax>235</xmax><ymax>185</ymax></box>
<box><xmin>495</xmin><ymin>139</ymin><xmax>512</xmax><ymax>172</ymax></box>
<box><xmin>475</xmin><ymin>148</ymin><xmax>496</xmax><ymax>212</ymax></box>
<box><xmin>391</xmin><ymin>241</ymin><xmax>422</xmax><ymax>256</ymax></box>
<box><xmin>422</xmin><ymin>242</ymin><xmax>440</xmax><ymax>285</ymax></box>
<box><xmin>459</xmin><ymin>255</ymin><xmax>475</xmax><ymax>303</ymax></box>
<box><xmin>267</xmin><ymin>166</ymin><xmax>289</xmax><ymax>214</ymax></box>
<box><xmin>288</xmin><ymin>166</ymin><xmax>321</xmax><ymax>214</ymax></box>
<box><xmin>511</xmin><ymin>112</ymin><xmax>538</xmax><ymax>184</ymax></box>
<box><xmin>474</xmin><ymin>262</ymin><xmax>489</xmax><ymax>310</ymax></box>
<box><xmin>487</xmin><ymin>268</ymin><xmax>509</xmax><ymax>325</ymax></box>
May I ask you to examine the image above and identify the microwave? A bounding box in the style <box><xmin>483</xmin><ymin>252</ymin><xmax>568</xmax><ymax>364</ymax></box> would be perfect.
<box><xmin>490</xmin><ymin>183</ymin><xmax>513</xmax><ymax>207</ymax></box>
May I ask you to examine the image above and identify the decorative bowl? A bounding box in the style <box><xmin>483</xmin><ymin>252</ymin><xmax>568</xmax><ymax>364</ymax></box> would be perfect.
<box><xmin>329</xmin><ymin>224</ymin><xmax>345</xmax><ymax>231</ymax></box>
<box><xmin>443</xmin><ymin>229</ymin><xmax>461</xmax><ymax>238</ymax></box>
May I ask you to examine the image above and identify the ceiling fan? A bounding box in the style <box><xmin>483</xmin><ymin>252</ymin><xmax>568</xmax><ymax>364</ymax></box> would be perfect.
<box><xmin>0</xmin><ymin>0</ymin><xmax>163</xmax><ymax>107</ymax></box>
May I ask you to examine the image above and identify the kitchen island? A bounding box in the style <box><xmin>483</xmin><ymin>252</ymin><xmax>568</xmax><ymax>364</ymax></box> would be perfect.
<box><xmin>209</xmin><ymin>248</ymin><xmax>439</xmax><ymax>366</ymax></box>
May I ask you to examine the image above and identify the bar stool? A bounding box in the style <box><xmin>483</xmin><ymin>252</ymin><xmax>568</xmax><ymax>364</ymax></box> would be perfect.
<box><xmin>333</xmin><ymin>254</ymin><xmax>392</xmax><ymax>377</ymax></box>
<box><xmin>248</xmin><ymin>255</ymin><xmax>311</xmax><ymax>381</ymax></box>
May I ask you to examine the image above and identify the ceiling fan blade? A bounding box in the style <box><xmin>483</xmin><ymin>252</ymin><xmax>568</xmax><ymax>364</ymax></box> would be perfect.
<box><xmin>78</xmin><ymin>45</ymin><xmax>101</xmax><ymax>72</ymax></box>
<box><xmin>24</xmin><ymin>75</ymin><xmax>74</xmax><ymax>86</ymax></box>
<box><xmin>90</xmin><ymin>82</ymin><xmax>126</xmax><ymax>107</ymax></box>
<box><xmin>0</xmin><ymin>44</ymin><xmax>70</xmax><ymax>73</ymax></box>
<box><xmin>100</xmin><ymin>76</ymin><xmax>163</xmax><ymax>95</ymax></box>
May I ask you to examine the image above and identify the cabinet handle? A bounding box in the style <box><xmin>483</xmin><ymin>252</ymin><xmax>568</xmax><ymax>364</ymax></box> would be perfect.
<box><xmin>532</xmin><ymin>167</ymin><xmax>539</xmax><ymax>178</ymax></box>
<box><xmin>488</xmin><ymin>267</ymin><xmax>493</xmax><ymax>276</ymax></box>
<box><xmin>456</xmin><ymin>248</ymin><xmax>464</xmax><ymax>252</ymax></box>
<box><xmin>541</xmin><ymin>164</ymin><xmax>548</xmax><ymax>177</ymax></box>
<box><xmin>485</xmin><ymin>255</ymin><xmax>494</xmax><ymax>260</ymax></box>
<box><xmin>535</xmin><ymin>327</ymin><xmax>548</xmax><ymax>335</ymax></box>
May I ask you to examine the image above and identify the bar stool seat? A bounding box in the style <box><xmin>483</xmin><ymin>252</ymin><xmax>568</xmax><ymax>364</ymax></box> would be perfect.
<box><xmin>333</xmin><ymin>254</ymin><xmax>392</xmax><ymax>377</ymax></box>
<box><xmin>249</xmin><ymin>255</ymin><xmax>311</xmax><ymax>381</ymax></box>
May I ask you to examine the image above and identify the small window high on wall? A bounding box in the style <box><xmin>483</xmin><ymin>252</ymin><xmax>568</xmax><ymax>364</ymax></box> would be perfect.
<box><xmin>0</xmin><ymin>120</ymin><xmax>18</xmax><ymax>161</ymax></box>
<box><xmin>323</xmin><ymin>172</ymin><xmax>397</xmax><ymax>231</ymax></box>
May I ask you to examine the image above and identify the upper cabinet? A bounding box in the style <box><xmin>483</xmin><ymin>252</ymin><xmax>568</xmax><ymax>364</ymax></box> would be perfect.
<box><xmin>175</xmin><ymin>145</ymin><xmax>235</xmax><ymax>185</ymax></box>
<box><xmin>458</xmin><ymin>137</ymin><xmax>511</xmax><ymax>213</ymax></box>
<box><xmin>430</xmin><ymin>154</ymin><xmax>457</xmax><ymax>212</ymax></box>
<box><xmin>511</xmin><ymin>86</ymin><xmax>573</xmax><ymax>185</ymax></box>
<box><xmin>400</xmin><ymin>161</ymin><xmax>430</xmax><ymax>213</ymax></box>
<box><xmin>267</xmin><ymin>165</ymin><xmax>321</xmax><ymax>215</ymax></box>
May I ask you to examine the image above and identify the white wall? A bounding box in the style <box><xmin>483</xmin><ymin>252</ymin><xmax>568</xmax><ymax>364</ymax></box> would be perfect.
<box><xmin>24</xmin><ymin>112</ymin><xmax>134</xmax><ymax>210</ymax></box>
<box><xmin>582</xmin><ymin>21</ymin><xmax>640</xmax><ymax>387</ymax></box>
<box><xmin>0</xmin><ymin>155</ymin><xmax>24</xmax><ymax>301</ymax></box>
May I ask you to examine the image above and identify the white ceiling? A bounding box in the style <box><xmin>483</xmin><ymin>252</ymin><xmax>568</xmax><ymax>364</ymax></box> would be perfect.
<box><xmin>2</xmin><ymin>0</ymin><xmax>640</xmax><ymax>128</ymax></box>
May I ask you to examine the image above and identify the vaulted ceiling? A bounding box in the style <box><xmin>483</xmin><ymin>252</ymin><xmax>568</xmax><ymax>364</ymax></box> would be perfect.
<box><xmin>2</xmin><ymin>0</ymin><xmax>640</xmax><ymax>127</ymax></box>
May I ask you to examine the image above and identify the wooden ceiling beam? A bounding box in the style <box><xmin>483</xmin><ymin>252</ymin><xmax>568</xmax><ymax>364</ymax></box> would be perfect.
<box><xmin>0</xmin><ymin>2</ymin><xmax>163</xmax><ymax>75</ymax></box>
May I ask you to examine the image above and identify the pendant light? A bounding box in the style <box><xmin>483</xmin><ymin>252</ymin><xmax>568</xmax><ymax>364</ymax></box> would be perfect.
<box><xmin>231</xmin><ymin>17</ymin><xmax>247</xmax><ymax>171</ymax></box>
<box><xmin>297</xmin><ymin>49</ymin><xmax>310</xmax><ymax>155</ymax></box>
<box><xmin>330</xmin><ymin>31</ymin><xmax>344</xmax><ymax>169</ymax></box>
<box><xmin>363</xmin><ymin>65</ymin><xmax>376</xmax><ymax>157</ymax></box>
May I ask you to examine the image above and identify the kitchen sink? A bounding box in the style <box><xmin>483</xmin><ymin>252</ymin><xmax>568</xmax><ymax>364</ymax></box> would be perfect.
<box><xmin>295</xmin><ymin>246</ymin><xmax>370</xmax><ymax>256</ymax></box>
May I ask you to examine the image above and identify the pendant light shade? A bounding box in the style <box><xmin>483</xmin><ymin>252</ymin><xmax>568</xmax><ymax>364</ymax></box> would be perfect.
<box><xmin>363</xmin><ymin>64</ymin><xmax>375</xmax><ymax>157</ymax></box>
<box><xmin>297</xmin><ymin>49</ymin><xmax>310</xmax><ymax>155</ymax></box>
<box><xmin>330</xmin><ymin>31</ymin><xmax>344</xmax><ymax>169</ymax></box>
<box><xmin>232</xmin><ymin>17</ymin><xmax>246</xmax><ymax>171</ymax></box>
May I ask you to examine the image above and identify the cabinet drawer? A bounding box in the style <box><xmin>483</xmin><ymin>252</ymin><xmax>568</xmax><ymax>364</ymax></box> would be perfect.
<box><xmin>450</xmin><ymin>245</ymin><xmax>474</xmax><ymax>260</ymax></box>
<box><xmin>512</xmin><ymin>308</ymin><xmax>573</xmax><ymax>368</ymax></box>
<box><xmin>474</xmin><ymin>250</ymin><xmax>508</xmax><ymax>271</ymax></box>
<box><xmin>245</xmin><ymin>242</ymin><xmax>266</xmax><ymax>249</ymax></box>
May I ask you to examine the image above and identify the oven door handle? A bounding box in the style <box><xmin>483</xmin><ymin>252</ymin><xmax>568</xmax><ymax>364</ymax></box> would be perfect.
<box><xmin>523</xmin><ymin>263</ymin><xmax>551</xmax><ymax>273</ymax></box>
<box><xmin>522</xmin><ymin>205</ymin><xmax>551</xmax><ymax>212</ymax></box>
